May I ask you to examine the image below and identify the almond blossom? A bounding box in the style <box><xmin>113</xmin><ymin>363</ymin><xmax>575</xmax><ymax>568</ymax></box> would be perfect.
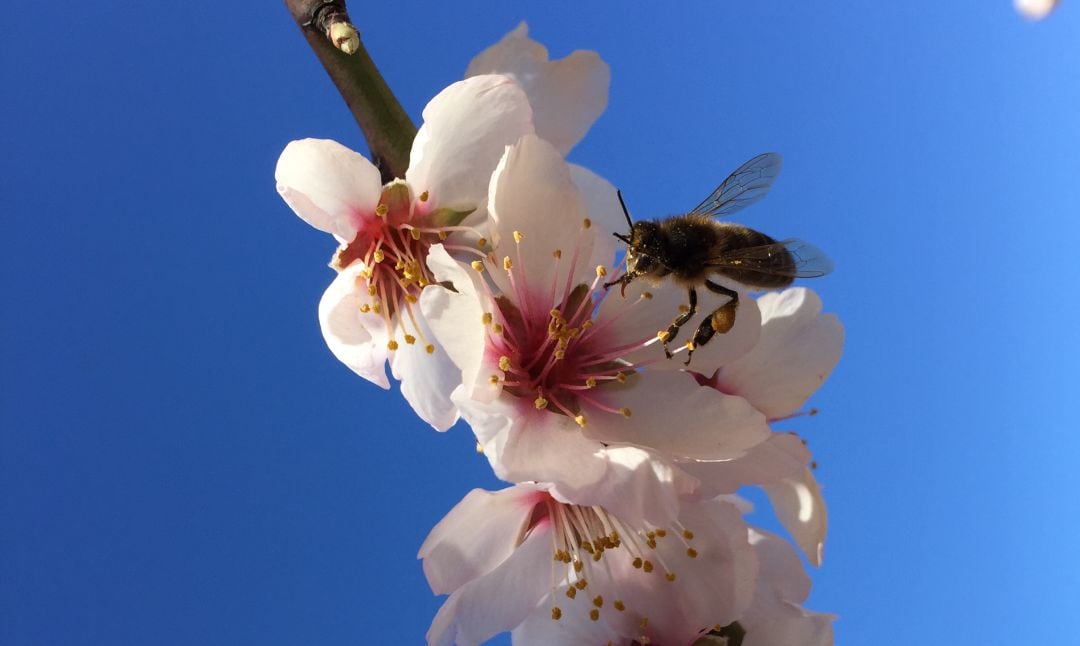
<box><xmin>420</xmin><ymin>483</ymin><xmax>757</xmax><ymax>646</ymax></box>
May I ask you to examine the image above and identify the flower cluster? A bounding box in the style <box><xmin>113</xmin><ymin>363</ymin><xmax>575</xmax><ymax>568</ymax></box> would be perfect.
<box><xmin>277</xmin><ymin>23</ymin><xmax>842</xmax><ymax>646</ymax></box>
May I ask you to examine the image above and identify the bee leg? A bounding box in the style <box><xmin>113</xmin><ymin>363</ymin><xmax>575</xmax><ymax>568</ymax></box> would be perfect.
<box><xmin>685</xmin><ymin>281</ymin><xmax>739</xmax><ymax>365</ymax></box>
<box><xmin>603</xmin><ymin>272</ymin><xmax>636</xmax><ymax>296</ymax></box>
<box><xmin>662</xmin><ymin>288</ymin><xmax>698</xmax><ymax>358</ymax></box>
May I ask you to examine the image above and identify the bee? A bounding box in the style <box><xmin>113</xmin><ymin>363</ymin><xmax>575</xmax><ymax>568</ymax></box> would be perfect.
<box><xmin>604</xmin><ymin>152</ymin><xmax>832</xmax><ymax>365</ymax></box>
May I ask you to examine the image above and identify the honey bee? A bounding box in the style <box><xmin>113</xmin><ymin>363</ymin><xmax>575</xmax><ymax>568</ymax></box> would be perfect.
<box><xmin>604</xmin><ymin>152</ymin><xmax>831</xmax><ymax>364</ymax></box>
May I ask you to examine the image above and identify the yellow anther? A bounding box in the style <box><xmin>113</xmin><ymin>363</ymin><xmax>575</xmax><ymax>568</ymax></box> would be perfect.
<box><xmin>387</xmin><ymin>339</ymin><xmax>399</xmax><ymax>351</ymax></box>
<box><xmin>589</xmin><ymin>609</ymin><xmax>600</xmax><ymax>621</ymax></box>
<box><xmin>374</xmin><ymin>204</ymin><xmax>388</xmax><ymax>217</ymax></box>
<box><xmin>481</xmin><ymin>312</ymin><xmax>493</xmax><ymax>325</ymax></box>
<box><xmin>492</xmin><ymin>323</ymin><xmax>504</xmax><ymax>335</ymax></box>
<box><xmin>592</xmin><ymin>550</ymin><xmax>602</xmax><ymax>562</ymax></box>
<box><xmin>360</xmin><ymin>267</ymin><xmax>373</xmax><ymax>279</ymax></box>
<box><xmin>471</xmin><ymin>260</ymin><xmax>485</xmax><ymax>273</ymax></box>
<box><xmin>371</xmin><ymin>302</ymin><xmax>382</xmax><ymax>314</ymax></box>
<box><xmin>683</xmin><ymin>530</ymin><xmax>694</xmax><ymax>540</ymax></box>
<box><xmin>534</xmin><ymin>396</ymin><xmax>548</xmax><ymax>410</ymax></box>
<box><xmin>410</xmin><ymin>228</ymin><xmax>421</xmax><ymax>240</ymax></box>
<box><xmin>553</xmin><ymin>249</ymin><xmax>562</xmax><ymax>259</ymax></box>
<box><xmin>503</xmin><ymin>256</ymin><xmax>513</xmax><ymax>271</ymax></box>
<box><xmin>498</xmin><ymin>356</ymin><xmax>511</xmax><ymax>371</ymax></box>
<box><xmin>583</xmin><ymin>218</ymin><xmax>592</xmax><ymax>229</ymax></box>
<box><xmin>425</xmin><ymin>344</ymin><xmax>435</xmax><ymax>354</ymax></box>
<box><xmin>620</xmin><ymin>407</ymin><xmax>632</xmax><ymax>418</ymax></box>
<box><xmin>419</xmin><ymin>191</ymin><xmax>429</xmax><ymax>202</ymax></box>
<box><xmin>585</xmin><ymin>377</ymin><xmax>597</xmax><ymax>389</ymax></box>
<box><xmin>640</xmin><ymin>617</ymin><xmax>649</xmax><ymax>629</ymax></box>
<box><xmin>665</xmin><ymin>572</ymin><xmax>676</xmax><ymax>582</ymax></box>
<box><xmin>489</xmin><ymin>375</ymin><xmax>500</xmax><ymax>385</ymax></box>
<box><xmin>655</xmin><ymin>529</ymin><xmax>667</xmax><ymax>537</ymax></box>
<box><xmin>367</xmin><ymin>284</ymin><xmax>378</xmax><ymax>296</ymax></box>
<box><xmin>685</xmin><ymin>341</ymin><xmax>695</xmax><ymax>350</ymax></box>
<box><xmin>574</xmin><ymin>415</ymin><xmax>586</xmax><ymax>427</ymax></box>
<box><xmin>477</xmin><ymin>237</ymin><xmax>487</xmax><ymax>248</ymax></box>
<box><xmin>596</xmin><ymin>265</ymin><xmax>607</xmax><ymax>278</ymax></box>
<box><xmin>593</xmin><ymin>596</ymin><xmax>604</xmax><ymax>608</ymax></box>
<box><xmin>372</xmin><ymin>249</ymin><xmax>385</xmax><ymax>263</ymax></box>
<box><xmin>632</xmin><ymin>557</ymin><xmax>643</xmax><ymax>569</ymax></box>
<box><xmin>573</xmin><ymin>559</ymin><xmax>583</xmax><ymax>572</ymax></box>
<box><xmin>657</xmin><ymin>330</ymin><xmax>670</xmax><ymax>342</ymax></box>
<box><xmin>403</xmin><ymin>334</ymin><xmax>416</xmax><ymax>345</ymax></box>
<box><xmin>566</xmin><ymin>586</ymin><xmax>577</xmax><ymax>599</ymax></box>
<box><xmin>614</xmin><ymin>600</ymin><xmax>626</xmax><ymax>612</ymax></box>
<box><xmin>438</xmin><ymin>231</ymin><xmax>447</xmax><ymax>240</ymax></box>
<box><xmin>475</xmin><ymin>442</ymin><xmax>484</xmax><ymax>454</ymax></box>
<box><xmin>616</xmin><ymin>372</ymin><xmax>628</xmax><ymax>384</ymax></box>
<box><xmin>642</xmin><ymin>560</ymin><xmax>654</xmax><ymax>573</ymax></box>
<box><xmin>551</xmin><ymin>607</ymin><xmax>562</xmax><ymax>621</ymax></box>
<box><xmin>575</xmin><ymin>579</ymin><xmax>588</xmax><ymax>590</ymax></box>
<box><xmin>404</xmin><ymin>294</ymin><xmax>418</xmax><ymax>304</ymax></box>
<box><xmin>646</xmin><ymin>538</ymin><xmax>657</xmax><ymax>549</ymax></box>
<box><xmin>686</xmin><ymin>548</ymin><xmax>698</xmax><ymax>558</ymax></box>
<box><xmin>554</xmin><ymin>349</ymin><xmax>566</xmax><ymax>360</ymax></box>
<box><xmin>513</xmin><ymin>230</ymin><xmax>524</xmax><ymax>243</ymax></box>
<box><xmin>582</xmin><ymin>320</ymin><xmax>594</xmax><ymax>329</ymax></box>
<box><xmin>359</xmin><ymin>304</ymin><xmax>371</xmax><ymax>313</ymax></box>
<box><xmin>643</xmin><ymin>291</ymin><xmax>654</xmax><ymax>299</ymax></box>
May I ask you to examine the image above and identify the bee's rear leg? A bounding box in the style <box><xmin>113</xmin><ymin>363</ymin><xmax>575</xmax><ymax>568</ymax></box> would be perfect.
<box><xmin>661</xmin><ymin>288</ymin><xmax>697</xmax><ymax>358</ymax></box>
<box><xmin>684</xmin><ymin>280</ymin><xmax>739</xmax><ymax>365</ymax></box>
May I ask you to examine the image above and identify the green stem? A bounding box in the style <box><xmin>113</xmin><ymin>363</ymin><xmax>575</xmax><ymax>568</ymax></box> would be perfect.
<box><xmin>284</xmin><ymin>0</ymin><xmax>417</xmax><ymax>183</ymax></box>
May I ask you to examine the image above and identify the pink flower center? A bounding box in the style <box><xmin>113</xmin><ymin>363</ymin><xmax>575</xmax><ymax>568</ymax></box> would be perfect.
<box><xmin>476</xmin><ymin>221</ymin><xmax>660</xmax><ymax>427</ymax></box>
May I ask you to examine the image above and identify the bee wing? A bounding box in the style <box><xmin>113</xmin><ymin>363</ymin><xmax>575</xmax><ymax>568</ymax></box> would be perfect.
<box><xmin>707</xmin><ymin>239</ymin><xmax>833</xmax><ymax>279</ymax></box>
<box><xmin>688</xmin><ymin>152</ymin><xmax>783</xmax><ymax>219</ymax></box>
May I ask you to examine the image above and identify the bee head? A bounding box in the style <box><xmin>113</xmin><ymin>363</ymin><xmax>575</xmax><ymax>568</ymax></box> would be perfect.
<box><xmin>625</xmin><ymin>221</ymin><xmax>664</xmax><ymax>275</ymax></box>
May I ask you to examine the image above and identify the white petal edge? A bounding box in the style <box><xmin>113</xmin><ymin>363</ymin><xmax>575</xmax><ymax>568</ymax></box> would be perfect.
<box><xmin>763</xmin><ymin>467</ymin><xmax>828</xmax><ymax>567</ymax></box>
<box><xmin>317</xmin><ymin>263</ymin><xmax>390</xmax><ymax>389</ymax></box>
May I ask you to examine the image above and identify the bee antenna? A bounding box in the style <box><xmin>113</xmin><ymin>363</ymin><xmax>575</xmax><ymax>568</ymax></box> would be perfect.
<box><xmin>616</xmin><ymin>190</ymin><xmax>634</xmax><ymax>230</ymax></box>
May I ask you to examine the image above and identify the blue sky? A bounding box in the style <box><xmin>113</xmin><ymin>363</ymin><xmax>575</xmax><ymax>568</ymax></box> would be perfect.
<box><xmin>3</xmin><ymin>1</ymin><xmax>1079</xmax><ymax>644</ymax></box>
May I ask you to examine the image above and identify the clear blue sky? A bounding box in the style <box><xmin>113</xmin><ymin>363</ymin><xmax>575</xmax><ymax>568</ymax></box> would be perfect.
<box><xmin>3</xmin><ymin>2</ymin><xmax>1079</xmax><ymax>644</ymax></box>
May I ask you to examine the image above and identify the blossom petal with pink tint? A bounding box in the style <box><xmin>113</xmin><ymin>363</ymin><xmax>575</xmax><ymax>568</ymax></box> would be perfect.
<box><xmin>420</xmin><ymin>485</ymin><xmax>547</xmax><ymax>595</ymax></box>
<box><xmin>407</xmin><ymin>75</ymin><xmax>535</xmax><ymax>213</ymax></box>
<box><xmin>453</xmin><ymin>394</ymin><xmax>693</xmax><ymax>527</ymax></box>
<box><xmin>717</xmin><ymin>288</ymin><xmax>843</xmax><ymax>420</ymax></box>
<box><xmin>584</xmin><ymin>370</ymin><xmax>771</xmax><ymax>461</ymax></box>
<box><xmin>420</xmin><ymin>244</ymin><xmax>493</xmax><ymax>402</ymax></box>
<box><xmin>466</xmin><ymin>23</ymin><xmax>609</xmax><ymax>155</ymax></box>
<box><xmin>601</xmin><ymin>278</ymin><xmax>763</xmax><ymax>372</ymax></box>
<box><xmin>426</xmin><ymin>521</ymin><xmax>552</xmax><ymax>646</ymax></box>
<box><xmin>275</xmin><ymin>138</ymin><xmax>382</xmax><ymax>241</ymax></box>
<box><xmin>740</xmin><ymin>530</ymin><xmax>835</xmax><ymax>646</ymax></box>
<box><xmin>389</xmin><ymin>310</ymin><xmax>462</xmax><ymax>431</ymax></box>
<box><xmin>763</xmin><ymin>467</ymin><xmax>827</xmax><ymax>567</ymax></box>
<box><xmin>318</xmin><ymin>263</ymin><xmax>390</xmax><ymax>389</ymax></box>
<box><xmin>682</xmin><ymin>432</ymin><xmax>812</xmax><ymax>498</ymax></box>
<box><xmin>487</xmin><ymin>134</ymin><xmax>594</xmax><ymax>294</ymax></box>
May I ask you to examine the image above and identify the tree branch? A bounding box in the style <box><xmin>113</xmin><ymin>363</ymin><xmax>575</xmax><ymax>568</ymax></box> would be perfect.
<box><xmin>284</xmin><ymin>0</ymin><xmax>417</xmax><ymax>183</ymax></box>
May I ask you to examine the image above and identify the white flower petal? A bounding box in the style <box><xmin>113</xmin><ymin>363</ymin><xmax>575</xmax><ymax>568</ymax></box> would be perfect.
<box><xmin>1015</xmin><ymin>0</ymin><xmax>1059</xmax><ymax>20</ymax></box>
<box><xmin>426</xmin><ymin>522</ymin><xmax>552</xmax><ymax>646</ymax></box>
<box><xmin>467</xmin><ymin>23</ymin><xmax>609</xmax><ymax>155</ymax></box>
<box><xmin>407</xmin><ymin>75</ymin><xmax>535</xmax><ymax>212</ymax></box>
<box><xmin>275</xmin><ymin>138</ymin><xmax>382</xmax><ymax>241</ymax></box>
<box><xmin>717</xmin><ymin>288</ymin><xmax>843</xmax><ymax>419</ymax></box>
<box><xmin>317</xmin><ymin>264</ymin><xmax>390</xmax><ymax>389</ymax></box>
<box><xmin>569</xmin><ymin>163</ymin><xmax>625</xmax><ymax>270</ymax></box>
<box><xmin>420</xmin><ymin>245</ymin><xmax>494</xmax><ymax>402</ymax></box>
<box><xmin>584</xmin><ymin>370</ymin><xmax>771</xmax><ymax>461</ymax></box>
<box><xmin>763</xmin><ymin>467</ymin><xmax>827</xmax><ymax>567</ymax></box>
<box><xmin>487</xmin><ymin>134</ymin><xmax>594</xmax><ymax>295</ymax></box>
<box><xmin>420</xmin><ymin>485</ymin><xmax>546</xmax><ymax>594</ymax></box>
<box><xmin>681</xmin><ymin>432</ymin><xmax>812</xmax><ymax>498</ymax></box>
<box><xmin>389</xmin><ymin>306</ymin><xmax>461</xmax><ymax>431</ymax></box>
